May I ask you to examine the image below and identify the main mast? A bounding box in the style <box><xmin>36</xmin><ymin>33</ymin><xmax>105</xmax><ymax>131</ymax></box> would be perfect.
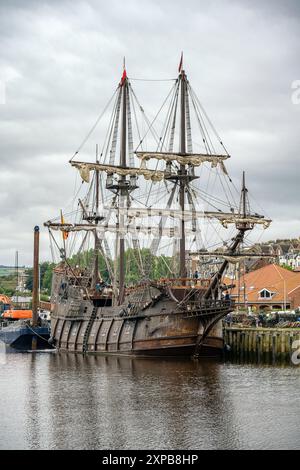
<box><xmin>179</xmin><ymin>67</ymin><xmax>187</xmax><ymax>278</ymax></box>
<box><xmin>118</xmin><ymin>66</ymin><xmax>127</xmax><ymax>305</ymax></box>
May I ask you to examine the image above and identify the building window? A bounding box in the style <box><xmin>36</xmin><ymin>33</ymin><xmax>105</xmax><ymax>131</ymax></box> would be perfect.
<box><xmin>259</xmin><ymin>288</ymin><xmax>274</xmax><ymax>299</ymax></box>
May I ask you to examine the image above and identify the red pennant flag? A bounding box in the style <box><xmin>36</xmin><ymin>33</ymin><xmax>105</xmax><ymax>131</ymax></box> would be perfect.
<box><xmin>121</xmin><ymin>57</ymin><xmax>127</xmax><ymax>85</ymax></box>
<box><xmin>178</xmin><ymin>52</ymin><xmax>183</xmax><ymax>73</ymax></box>
<box><xmin>121</xmin><ymin>68</ymin><xmax>127</xmax><ymax>84</ymax></box>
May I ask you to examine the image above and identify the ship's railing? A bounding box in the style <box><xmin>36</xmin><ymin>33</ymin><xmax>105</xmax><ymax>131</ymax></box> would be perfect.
<box><xmin>156</xmin><ymin>277</ymin><xmax>211</xmax><ymax>288</ymax></box>
<box><xmin>66</xmin><ymin>274</ymin><xmax>92</xmax><ymax>288</ymax></box>
<box><xmin>125</xmin><ymin>282</ymin><xmax>153</xmax><ymax>292</ymax></box>
<box><xmin>118</xmin><ymin>298</ymin><xmax>234</xmax><ymax>320</ymax></box>
<box><xmin>117</xmin><ymin>300</ymin><xmax>147</xmax><ymax>318</ymax></box>
<box><xmin>182</xmin><ymin>298</ymin><xmax>235</xmax><ymax>316</ymax></box>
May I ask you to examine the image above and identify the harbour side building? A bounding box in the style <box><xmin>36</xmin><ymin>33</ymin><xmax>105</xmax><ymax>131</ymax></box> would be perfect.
<box><xmin>229</xmin><ymin>264</ymin><xmax>300</xmax><ymax>311</ymax></box>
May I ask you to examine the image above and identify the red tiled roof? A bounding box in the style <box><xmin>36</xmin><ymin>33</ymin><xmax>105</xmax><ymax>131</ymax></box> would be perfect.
<box><xmin>230</xmin><ymin>264</ymin><xmax>300</xmax><ymax>303</ymax></box>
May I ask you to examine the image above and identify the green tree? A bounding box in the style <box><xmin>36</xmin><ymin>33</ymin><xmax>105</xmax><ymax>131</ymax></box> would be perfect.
<box><xmin>68</xmin><ymin>249</ymin><xmax>111</xmax><ymax>282</ymax></box>
<box><xmin>25</xmin><ymin>261</ymin><xmax>56</xmax><ymax>294</ymax></box>
<box><xmin>25</xmin><ymin>268</ymin><xmax>33</xmax><ymax>291</ymax></box>
<box><xmin>122</xmin><ymin>248</ymin><xmax>173</xmax><ymax>284</ymax></box>
<box><xmin>153</xmin><ymin>255</ymin><xmax>173</xmax><ymax>279</ymax></box>
<box><xmin>42</xmin><ymin>263</ymin><xmax>56</xmax><ymax>292</ymax></box>
<box><xmin>23</xmin><ymin>248</ymin><xmax>176</xmax><ymax>294</ymax></box>
<box><xmin>0</xmin><ymin>273</ymin><xmax>18</xmax><ymax>296</ymax></box>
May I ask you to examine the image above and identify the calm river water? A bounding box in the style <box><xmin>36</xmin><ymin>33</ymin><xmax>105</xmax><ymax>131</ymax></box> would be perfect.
<box><xmin>0</xmin><ymin>351</ymin><xmax>299</xmax><ymax>450</ymax></box>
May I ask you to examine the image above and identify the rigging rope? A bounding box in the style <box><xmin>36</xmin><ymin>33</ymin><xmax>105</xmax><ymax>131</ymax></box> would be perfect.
<box><xmin>168</xmin><ymin>82</ymin><xmax>180</xmax><ymax>153</ymax></box>
<box><xmin>109</xmin><ymin>88</ymin><xmax>122</xmax><ymax>165</ymax></box>
<box><xmin>134</xmin><ymin>81</ymin><xmax>178</xmax><ymax>152</ymax></box>
<box><xmin>126</xmin><ymin>85</ymin><xmax>135</xmax><ymax>168</ymax></box>
<box><xmin>185</xmin><ymin>81</ymin><xmax>193</xmax><ymax>154</ymax></box>
<box><xmin>70</xmin><ymin>87</ymin><xmax>118</xmax><ymax>161</ymax></box>
<box><xmin>129</xmin><ymin>77</ymin><xmax>176</xmax><ymax>82</ymax></box>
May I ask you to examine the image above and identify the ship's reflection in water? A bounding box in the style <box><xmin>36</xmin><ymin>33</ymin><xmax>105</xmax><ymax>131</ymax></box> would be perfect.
<box><xmin>0</xmin><ymin>352</ymin><xmax>300</xmax><ymax>449</ymax></box>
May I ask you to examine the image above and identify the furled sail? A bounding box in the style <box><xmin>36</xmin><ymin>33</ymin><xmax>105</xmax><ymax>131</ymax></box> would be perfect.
<box><xmin>97</xmin><ymin>206</ymin><xmax>271</xmax><ymax>227</ymax></box>
<box><xmin>71</xmin><ymin>161</ymin><xmax>165</xmax><ymax>183</ymax></box>
<box><xmin>136</xmin><ymin>151</ymin><xmax>229</xmax><ymax>168</ymax></box>
<box><xmin>45</xmin><ymin>222</ymin><xmax>196</xmax><ymax>237</ymax></box>
<box><xmin>219</xmin><ymin>216</ymin><xmax>271</xmax><ymax>229</ymax></box>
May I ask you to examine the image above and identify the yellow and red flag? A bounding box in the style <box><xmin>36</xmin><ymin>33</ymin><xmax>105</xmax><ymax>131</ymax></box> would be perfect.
<box><xmin>60</xmin><ymin>210</ymin><xmax>68</xmax><ymax>240</ymax></box>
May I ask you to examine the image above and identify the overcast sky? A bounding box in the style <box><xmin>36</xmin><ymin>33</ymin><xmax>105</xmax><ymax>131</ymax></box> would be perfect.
<box><xmin>0</xmin><ymin>0</ymin><xmax>299</xmax><ymax>266</ymax></box>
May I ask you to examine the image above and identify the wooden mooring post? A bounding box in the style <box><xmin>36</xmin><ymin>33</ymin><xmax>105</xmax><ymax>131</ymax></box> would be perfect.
<box><xmin>224</xmin><ymin>327</ymin><xmax>300</xmax><ymax>364</ymax></box>
<box><xmin>31</xmin><ymin>225</ymin><xmax>40</xmax><ymax>350</ymax></box>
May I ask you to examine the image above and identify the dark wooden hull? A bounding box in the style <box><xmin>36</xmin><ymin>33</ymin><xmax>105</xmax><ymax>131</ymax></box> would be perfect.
<box><xmin>50</xmin><ymin>305</ymin><xmax>225</xmax><ymax>358</ymax></box>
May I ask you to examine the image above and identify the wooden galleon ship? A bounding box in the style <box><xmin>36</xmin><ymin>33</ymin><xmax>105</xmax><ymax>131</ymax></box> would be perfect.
<box><xmin>45</xmin><ymin>57</ymin><xmax>271</xmax><ymax>357</ymax></box>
